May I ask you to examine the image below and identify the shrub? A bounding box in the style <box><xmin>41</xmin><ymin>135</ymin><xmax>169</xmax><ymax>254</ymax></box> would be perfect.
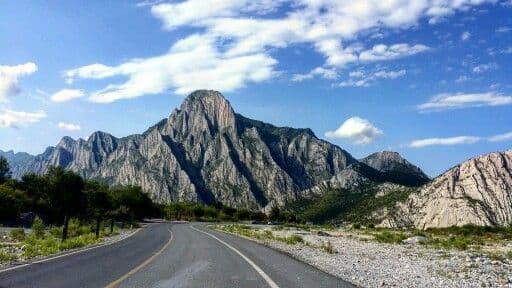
<box><xmin>0</xmin><ymin>251</ymin><xmax>16</xmax><ymax>263</ymax></box>
<box><xmin>49</xmin><ymin>226</ymin><xmax>62</xmax><ymax>238</ymax></box>
<box><xmin>447</xmin><ymin>236</ymin><xmax>470</xmax><ymax>250</ymax></box>
<box><xmin>31</xmin><ymin>217</ymin><xmax>45</xmax><ymax>238</ymax></box>
<box><xmin>9</xmin><ymin>228</ymin><xmax>26</xmax><ymax>241</ymax></box>
<box><xmin>59</xmin><ymin>233</ymin><xmax>98</xmax><ymax>250</ymax></box>
<box><xmin>22</xmin><ymin>234</ymin><xmax>60</xmax><ymax>258</ymax></box>
<box><xmin>282</xmin><ymin>234</ymin><xmax>303</xmax><ymax>245</ymax></box>
<box><xmin>374</xmin><ymin>231</ymin><xmax>406</xmax><ymax>244</ymax></box>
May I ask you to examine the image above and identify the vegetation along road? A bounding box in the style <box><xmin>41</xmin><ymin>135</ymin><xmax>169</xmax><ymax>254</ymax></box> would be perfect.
<box><xmin>0</xmin><ymin>222</ymin><xmax>352</xmax><ymax>288</ymax></box>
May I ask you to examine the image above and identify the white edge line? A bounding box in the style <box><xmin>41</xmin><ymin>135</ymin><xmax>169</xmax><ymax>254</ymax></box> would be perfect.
<box><xmin>0</xmin><ymin>228</ymin><xmax>141</xmax><ymax>274</ymax></box>
<box><xmin>191</xmin><ymin>225</ymin><xmax>279</xmax><ymax>288</ymax></box>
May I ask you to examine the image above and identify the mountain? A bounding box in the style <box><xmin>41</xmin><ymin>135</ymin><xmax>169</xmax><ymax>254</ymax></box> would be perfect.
<box><xmin>1</xmin><ymin>90</ymin><xmax>426</xmax><ymax>209</ymax></box>
<box><xmin>379</xmin><ymin>150</ymin><xmax>512</xmax><ymax>229</ymax></box>
<box><xmin>360</xmin><ymin>151</ymin><xmax>430</xmax><ymax>187</ymax></box>
<box><xmin>0</xmin><ymin>150</ymin><xmax>35</xmax><ymax>177</ymax></box>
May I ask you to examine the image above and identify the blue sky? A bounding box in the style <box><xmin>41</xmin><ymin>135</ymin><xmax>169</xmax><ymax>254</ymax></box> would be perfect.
<box><xmin>0</xmin><ymin>0</ymin><xmax>511</xmax><ymax>177</ymax></box>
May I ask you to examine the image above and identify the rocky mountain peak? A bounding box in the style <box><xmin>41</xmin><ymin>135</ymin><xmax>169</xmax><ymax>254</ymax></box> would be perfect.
<box><xmin>361</xmin><ymin>150</ymin><xmax>429</xmax><ymax>187</ymax></box>
<box><xmin>87</xmin><ymin>131</ymin><xmax>116</xmax><ymax>142</ymax></box>
<box><xmin>57</xmin><ymin>136</ymin><xmax>77</xmax><ymax>149</ymax></box>
<box><xmin>163</xmin><ymin>90</ymin><xmax>237</xmax><ymax>140</ymax></box>
<box><xmin>180</xmin><ymin>90</ymin><xmax>235</xmax><ymax>129</ymax></box>
<box><xmin>362</xmin><ymin>151</ymin><xmax>411</xmax><ymax>170</ymax></box>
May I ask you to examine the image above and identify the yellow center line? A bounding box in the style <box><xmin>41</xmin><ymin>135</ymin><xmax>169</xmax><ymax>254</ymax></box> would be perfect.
<box><xmin>105</xmin><ymin>227</ymin><xmax>175</xmax><ymax>288</ymax></box>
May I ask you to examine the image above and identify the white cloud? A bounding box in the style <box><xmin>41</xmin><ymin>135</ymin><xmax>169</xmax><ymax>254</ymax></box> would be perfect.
<box><xmin>461</xmin><ymin>31</ymin><xmax>471</xmax><ymax>41</ymax></box>
<box><xmin>292</xmin><ymin>67</ymin><xmax>337</xmax><ymax>82</ymax></box>
<box><xmin>57</xmin><ymin>122</ymin><xmax>81</xmax><ymax>131</ymax></box>
<box><xmin>496</xmin><ymin>26</ymin><xmax>511</xmax><ymax>33</ymax></box>
<box><xmin>473</xmin><ymin>62</ymin><xmax>498</xmax><ymax>73</ymax></box>
<box><xmin>0</xmin><ymin>62</ymin><xmax>37</xmax><ymax>101</ymax></box>
<box><xmin>373</xmin><ymin>70</ymin><xmax>407</xmax><ymax>79</ymax></box>
<box><xmin>358</xmin><ymin>44</ymin><xmax>429</xmax><ymax>62</ymax></box>
<box><xmin>417</xmin><ymin>92</ymin><xmax>512</xmax><ymax>111</ymax></box>
<box><xmin>340</xmin><ymin>69</ymin><xmax>406</xmax><ymax>87</ymax></box>
<box><xmin>150</xmin><ymin>0</ymin><xmax>283</xmax><ymax>29</ymax></box>
<box><xmin>409</xmin><ymin>136</ymin><xmax>480</xmax><ymax>148</ymax></box>
<box><xmin>65</xmin><ymin>36</ymin><xmax>277</xmax><ymax>102</ymax></box>
<box><xmin>411</xmin><ymin>131</ymin><xmax>512</xmax><ymax>147</ymax></box>
<box><xmin>455</xmin><ymin>75</ymin><xmax>470</xmax><ymax>83</ymax></box>
<box><xmin>65</xmin><ymin>0</ymin><xmax>491</xmax><ymax>102</ymax></box>
<box><xmin>325</xmin><ymin>116</ymin><xmax>383</xmax><ymax>145</ymax></box>
<box><xmin>0</xmin><ymin>109</ymin><xmax>46</xmax><ymax>128</ymax></box>
<box><xmin>51</xmin><ymin>89</ymin><xmax>85</xmax><ymax>103</ymax></box>
<box><xmin>488</xmin><ymin>131</ymin><xmax>512</xmax><ymax>142</ymax></box>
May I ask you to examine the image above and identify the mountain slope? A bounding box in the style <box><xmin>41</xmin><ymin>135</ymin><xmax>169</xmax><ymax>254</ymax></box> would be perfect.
<box><xmin>379</xmin><ymin>150</ymin><xmax>512</xmax><ymax>229</ymax></box>
<box><xmin>1</xmin><ymin>90</ymin><xmax>426</xmax><ymax>209</ymax></box>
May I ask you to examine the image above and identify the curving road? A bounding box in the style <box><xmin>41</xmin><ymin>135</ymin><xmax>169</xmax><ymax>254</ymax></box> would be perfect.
<box><xmin>0</xmin><ymin>222</ymin><xmax>353</xmax><ymax>288</ymax></box>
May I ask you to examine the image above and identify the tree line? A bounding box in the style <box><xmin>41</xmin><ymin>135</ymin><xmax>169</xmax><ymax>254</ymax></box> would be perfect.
<box><xmin>0</xmin><ymin>155</ymin><xmax>301</xmax><ymax>236</ymax></box>
<box><xmin>0</xmin><ymin>156</ymin><xmax>155</xmax><ymax>240</ymax></box>
<box><xmin>159</xmin><ymin>202</ymin><xmax>267</xmax><ymax>222</ymax></box>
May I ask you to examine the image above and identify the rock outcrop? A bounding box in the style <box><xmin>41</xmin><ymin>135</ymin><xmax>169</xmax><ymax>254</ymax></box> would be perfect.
<box><xmin>1</xmin><ymin>90</ymin><xmax>426</xmax><ymax>209</ymax></box>
<box><xmin>380</xmin><ymin>150</ymin><xmax>512</xmax><ymax>229</ymax></box>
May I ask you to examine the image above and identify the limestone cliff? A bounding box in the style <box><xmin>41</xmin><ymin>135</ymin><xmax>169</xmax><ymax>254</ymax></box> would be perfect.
<box><xmin>380</xmin><ymin>150</ymin><xmax>512</xmax><ymax>228</ymax></box>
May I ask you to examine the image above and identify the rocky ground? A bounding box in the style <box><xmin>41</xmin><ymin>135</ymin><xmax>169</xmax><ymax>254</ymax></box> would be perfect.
<box><xmin>216</xmin><ymin>225</ymin><xmax>512</xmax><ymax>288</ymax></box>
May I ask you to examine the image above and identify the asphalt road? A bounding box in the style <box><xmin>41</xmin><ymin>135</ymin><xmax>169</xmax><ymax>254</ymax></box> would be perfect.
<box><xmin>0</xmin><ymin>222</ymin><xmax>353</xmax><ymax>288</ymax></box>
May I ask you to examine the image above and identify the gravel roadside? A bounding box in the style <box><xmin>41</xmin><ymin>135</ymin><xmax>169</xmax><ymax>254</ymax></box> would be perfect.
<box><xmin>216</xmin><ymin>225</ymin><xmax>512</xmax><ymax>288</ymax></box>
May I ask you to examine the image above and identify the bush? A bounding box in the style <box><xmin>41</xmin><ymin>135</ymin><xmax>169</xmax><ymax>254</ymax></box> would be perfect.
<box><xmin>49</xmin><ymin>226</ymin><xmax>63</xmax><ymax>238</ymax></box>
<box><xmin>23</xmin><ymin>234</ymin><xmax>60</xmax><ymax>258</ymax></box>
<box><xmin>59</xmin><ymin>233</ymin><xmax>98</xmax><ymax>250</ymax></box>
<box><xmin>374</xmin><ymin>231</ymin><xmax>407</xmax><ymax>244</ymax></box>
<box><xmin>31</xmin><ymin>217</ymin><xmax>45</xmax><ymax>238</ymax></box>
<box><xmin>9</xmin><ymin>228</ymin><xmax>26</xmax><ymax>241</ymax></box>
<box><xmin>282</xmin><ymin>234</ymin><xmax>303</xmax><ymax>245</ymax></box>
<box><xmin>0</xmin><ymin>251</ymin><xmax>16</xmax><ymax>263</ymax></box>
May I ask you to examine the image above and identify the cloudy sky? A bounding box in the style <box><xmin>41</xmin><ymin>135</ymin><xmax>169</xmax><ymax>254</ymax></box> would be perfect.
<box><xmin>1</xmin><ymin>0</ymin><xmax>511</xmax><ymax>176</ymax></box>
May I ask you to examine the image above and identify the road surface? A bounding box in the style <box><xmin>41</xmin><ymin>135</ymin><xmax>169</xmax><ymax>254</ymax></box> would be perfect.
<box><xmin>0</xmin><ymin>222</ymin><xmax>353</xmax><ymax>288</ymax></box>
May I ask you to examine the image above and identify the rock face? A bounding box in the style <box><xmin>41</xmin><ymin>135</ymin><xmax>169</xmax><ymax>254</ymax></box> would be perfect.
<box><xmin>361</xmin><ymin>151</ymin><xmax>430</xmax><ymax>186</ymax></box>
<box><xmin>1</xmin><ymin>90</ymin><xmax>426</xmax><ymax>209</ymax></box>
<box><xmin>381</xmin><ymin>150</ymin><xmax>512</xmax><ymax>229</ymax></box>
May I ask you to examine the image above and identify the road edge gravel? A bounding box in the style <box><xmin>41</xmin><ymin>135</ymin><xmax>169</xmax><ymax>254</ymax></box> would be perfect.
<box><xmin>207</xmin><ymin>225</ymin><xmax>356</xmax><ymax>286</ymax></box>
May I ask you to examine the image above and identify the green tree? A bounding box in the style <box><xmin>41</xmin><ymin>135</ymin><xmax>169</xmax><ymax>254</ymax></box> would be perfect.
<box><xmin>20</xmin><ymin>173</ymin><xmax>52</xmax><ymax>220</ymax></box>
<box><xmin>111</xmin><ymin>185</ymin><xmax>153</xmax><ymax>222</ymax></box>
<box><xmin>85</xmin><ymin>181</ymin><xmax>113</xmax><ymax>238</ymax></box>
<box><xmin>269</xmin><ymin>205</ymin><xmax>281</xmax><ymax>222</ymax></box>
<box><xmin>45</xmin><ymin>167</ymin><xmax>86</xmax><ymax>241</ymax></box>
<box><xmin>0</xmin><ymin>156</ymin><xmax>11</xmax><ymax>184</ymax></box>
<box><xmin>0</xmin><ymin>183</ymin><xmax>29</xmax><ymax>224</ymax></box>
